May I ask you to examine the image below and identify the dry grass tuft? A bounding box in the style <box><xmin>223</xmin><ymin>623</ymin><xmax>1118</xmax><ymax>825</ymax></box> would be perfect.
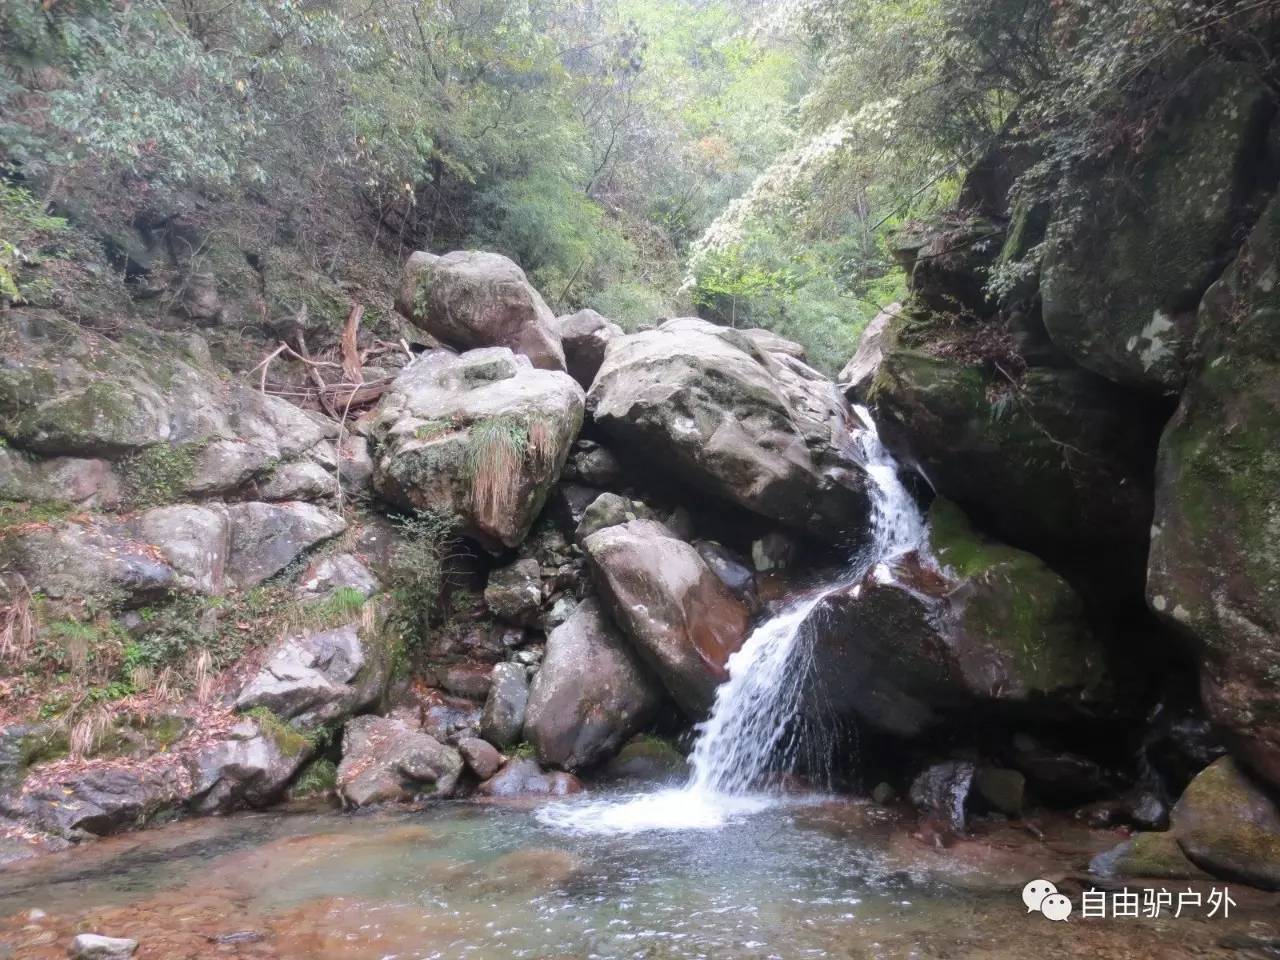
<box><xmin>0</xmin><ymin>578</ymin><xmax>35</xmax><ymax>665</ymax></box>
<box><xmin>466</xmin><ymin>417</ymin><xmax>529</xmax><ymax>524</ymax></box>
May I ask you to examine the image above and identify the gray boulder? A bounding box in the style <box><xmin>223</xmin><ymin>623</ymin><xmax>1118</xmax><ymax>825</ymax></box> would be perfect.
<box><xmin>583</xmin><ymin>519</ymin><xmax>750</xmax><ymax>716</ymax></box>
<box><xmin>524</xmin><ymin>598</ymin><xmax>664</xmax><ymax>770</ymax></box>
<box><xmin>480</xmin><ymin>662</ymin><xmax>530</xmax><ymax>748</ymax></box>
<box><xmin>838</xmin><ymin>303</ymin><xmax>900</xmax><ymax>401</ymax></box>
<box><xmin>1039</xmin><ymin>63</ymin><xmax>1275</xmax><ymax>391</ymax></box>
<box><xmin>395</xmin><ymin>250</ymin><xmax>566</xmax><ymax>371</ymax></box>
<box><xmin>484</xmin><ymin>558</ymin><xmax>543</xmax><ymax>625</ymax></box>
<box><xmin>1147</xmin><ymin>192</ymin><xmax>1280</xmax><ymax>788</ymax></box>
<box><xmin>336</xmin><ymin>715</ymin><xmax>463</xmax><ymax>807</ymax></box>
<box><xmin>0</xmin><ymin>310</ymin><xmax>328</xmax><ymax>482</ymax></box>
<box><xmin>476</xmin><ymin>758</ymin><xmax>583</xmax><ymax>797</ymax></box>
<box><xmin>11</xmin><ymin>762</ymin><xmax>187</xmax><ymax>837</ymax></box>
<box><xmin>125</xmin><ymin>504</ymin><xmax>230</xmax><ymax>594</ymax></box>
<box><xmin>457</xmin><ymin>737</ymin><xmax>504</xmax><ymax>779</ymax></box>
<box><xmin>587</xmin><ymin>317</ymin><xmax>872</xmax><ymax>541</ymax></box>
<box><xmin>225</xmin><ymin>502</ymin><xmax>346</xmax><ymax>588</ymax></box>
<box><xmin>0</xmin><ymin>448</ymin><xmax>122</xmax><ymax>508</ymax></box>
<box><xmin>574</xmin><ymin>492</ymin><xmax>657</xmax><ymax>544</ymax></box>
<box><xmin>235</xmin><ymin>621</ymin><xmax>389</xmax><ymax>729</ymax></box>
<box><xmin>369</xmin><ymin>348</ymin><xmax>583</xmax><ymax>550</ymax></box>
<box><xmin>554</xmin><ymin>308</ymin><xmax>623</xmax><ymax>388</ymax></box>
<box><xmin>187</xmin><ymin>718</ymin><xmax>313</xmax><ymax>813</ymax></box>
<box><xmin>297</xmin><ymin>553</ymin><xmax>380</xmax><ymax>599</ymax></box>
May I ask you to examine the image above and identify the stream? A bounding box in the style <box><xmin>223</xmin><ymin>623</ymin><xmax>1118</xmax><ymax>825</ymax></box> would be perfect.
<box><xmin>3</xmin><ymin>414</ymin><xmax>1278</xmax><ymax>959</ymax></box>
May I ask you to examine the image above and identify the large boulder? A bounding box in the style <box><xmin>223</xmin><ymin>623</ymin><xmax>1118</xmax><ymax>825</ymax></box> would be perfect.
<box><xmin>7</xmin><ymin>761</ymin><xmax>187</xmax><ymax>838</ymax></box>
<box><xmin>480</xmin><ymin>662</ymin><xmax>530</xmax><ymax>748</ymax></box>
<box><xmin>235</xmin><ymin>621</ymin><xmax>390</xmax><ymax>729</ymax></box>
<box><xmin>586</xmin><ymin>318</ymin><xmax>873</xmax><ymax>542</ymax></box>
<box><xmin>0</xmin><ymin>448</ymin><xmax>122</xmax><ymax>508</ymax></box>
<box><xmin>866</xmin><ymin>320</ymin><xmax>1159</xmax><ymax>587</ymax></box>
<box><xmin>582</xmin><ymin>519</ymin><xmax>750</xmax><ymax>716</ymax></box>
<box><xmin>1148</xmin><ymin>192</ymin><xmax>1280</xmax><ymax>788</ymax></box>
<box><xmin>476</xmin><ymin>757</ymin><xmax>583</xmax><ymax>797</ymax></box>
<box><xmin>336</xmin><ymin>715</ymin><xmax>463</xmax><ymax>807</ymax></box>
<box><xmin>395</xmin><ymin>250</ymin><xmax>566</xmax><ymax>371</ymax></box>
<box><xmin>1039</xmin><ymin>63</ymin><xmax>1277</xmax><ymax>392</ymax></box>
<box><xmin>0</xmin><ymin>502</ymin><xmax>342</xmax><ymax>604</ymax></box>
<box><xmin>838</xmin><ymin>303</ymin><xmax>900</xmax><ymax>401</ymax></box>
<box><xmin>804</xmin><ymin>499</ymin><xmax>1112</xmax><ymax>737</ymax></box>
<box><xmin>553</xmin><ymin>308</ymin><xmax>623</xmax><ymax>388</ymax></box>
<box><xmin>224</xmin><ymin>502</ymin><xmax>347</xmax><ymax>589</ymax></box>
<box><xmin>523</xmin><ymin>598</ymin><xmax>664</xmax><ymax>770</ymax></box>
<box><xmin>1169</xmin><ymin>758</ymin><xmax>1280</xmax><ymax>890</ymax></box>
<box><xmin>368</xmin><ymin>348</ymin><xmax>583</xmax><ymax>550</ymax></box>
<box><xmin>0</xmin><ymin>310</ymin><xmax>329</xmax><ymax>488</ymax></box>
<box><xmin>187</xmin><ymin>717</ymin><xmax>313</xmax><ymax>813</ymax></box>
<box><xmin>484</xmin><ymin>558</ymin><xmax>543</xmax><ymax>626</ymax></box>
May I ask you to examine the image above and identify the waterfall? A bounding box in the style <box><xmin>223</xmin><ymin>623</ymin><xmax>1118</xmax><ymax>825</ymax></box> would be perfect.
<box><xmin>685</xmin><ymin>406</ymin><xmax>924</xmax><ymax>797</ymax></box>
<box><xmin>540</xmin><ymin>406</ymin><xmax>924</xmax><ymax>834</ymax></box>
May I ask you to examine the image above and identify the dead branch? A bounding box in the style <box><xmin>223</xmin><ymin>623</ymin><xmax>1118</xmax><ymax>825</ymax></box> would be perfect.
<box><xmin>341</xmin><ymin>304</ymin><xmax>365</xmax><ymax>385</ymax></box>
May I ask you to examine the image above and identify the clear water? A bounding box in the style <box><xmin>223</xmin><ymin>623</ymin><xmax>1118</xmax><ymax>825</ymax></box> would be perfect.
<box><xmin>2</xmin><ymin>802</ymin><xmax>1272</xmax><ymax>960</ymax></box>
<box><xmin>540</xmin><ymin>407</ymin><xmax>925</xmax><ymax>834</ymax></box>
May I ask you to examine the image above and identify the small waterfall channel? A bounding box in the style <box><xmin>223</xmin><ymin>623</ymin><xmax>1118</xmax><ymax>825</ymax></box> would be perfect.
<box><xmin>540</xmin><ymin>407</ymin><xmax>925</xmax><ymax>834</ymax></box>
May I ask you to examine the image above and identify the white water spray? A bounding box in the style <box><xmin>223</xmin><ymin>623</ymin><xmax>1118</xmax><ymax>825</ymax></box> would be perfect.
<box><xmin>540</xmin><ymin>406</ymin><xmax>924</xmax><ymax>834</ymax></box>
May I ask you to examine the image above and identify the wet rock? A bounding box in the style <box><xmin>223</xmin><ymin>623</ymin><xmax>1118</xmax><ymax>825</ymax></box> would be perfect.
<box><xmin>838</xmin><ymin>303</ymin><xmax>901</xmax><ymax>401</ymax></box>
<box><xmin>440</xmin><ymin>663</ymin><xmax>495</xmax><ymax>700</ymax></box>
<box><xmin>68</xmin><ymin>933</ymin><xmax>138</xmax><ymax>959</ymax></box>
<box><xmin>523</xmin><ymin>598</ymin><xmax>664</xmax><ymax>770</ymax></box>
<box><xmin>484</xmin><ymin>558</ymin><xmax>543</xmax><ymax>626</ymax></box>
<box><xmin>587</xmin><ymin>317</ymin><xmax>873</xmax><ymax>541</ymax></box>
<box><xmin>867</xmin><ymin>323</ymin><xmax>1159</xmax><ymax>585</ymax></box>
<box><xmin>224</xmin><ymin>502</ymin><xmax>346</xmax><ymax>589</ymax></box>
<box><xmin>750</xmin><ymin>532</ymin><xmax>795</xmax><ymax>572</ymax></box>
<box><xmin>554</xmin><ymin>308</ymin><xmax>622</xmax><ymax>388</ymax></box>
<box><xmin>601</xmin><ymin>736</ymin><xmax>690</xmax><ymax>784</ymax></box>
<box><xmin>368</xmin><ymin>348</ymin><xmax>583</xmax><ymax>551</ymax></box>
<box><xmin>1090</xmin><ymin>831</ymin><xmax>1212</xmax><ymax>881</ymax></box>
<box><xmin>1011</xmin><ymin>735</ymin><xmax>1111</xmax><ymax>802</ymax></box>
<box><xmin>188</xmin><ymin>718</ymin><xmax>313</xmax><ymax>813</ymax></box>
<box><xmin>1171</xmin><ymin>757</ymin><xmax>1280</xmax><ymax>890</ymax></box>
<box><xmin>396</xmin><ymin>250</ymin><xmax>566</xmax><ymax>371</ymax></box>
<box><xmin>457</xmin><ymin>737</ymin><xmax>503</xmax><ymax>780</ymax></box>
<box><xmin>1040</xmin><ymin>63</ymin><xmax>1276</xmax><ymax>391</ymax></box>
<box><xmin>583</xmin><ymin>518</ymin><xmax>750</xmax><ymax>716</ymax></box>
<box><xmin>974</xmin><ymin>767</ymin><xmax>1024</xmax><ymax>816</ymax></box>
<box><xmin>804</xmin><ymin>500</ymin><xmax>1112</xmax><ymax>737</ymax></box>
<box><xmin>574</xmin><ymin>492</ymin><xmax>657</xmax><ymax>544</ymax></box>
<box><xmin>693</xmin><ymin>540</ymin><xmax>758</xmax><ymax>610</ymax></box>
<box><xmin>421</xmin><ymin>695</ymin><xmax>483</xmax><ymax>745</ymax></box>
<box><xmin>13</xmin><ymin>762</ymin><xmax>187</xmax><ymax>838</ymax></box>
<box><xmin>336</xmin><ymin>715</ymin><xmax>463</xmax><ymax>807</ymax></box>
<box><xmin>476</xmin><ymin>758</ymin><xmax>583</xmax><ymax>797</ymax></box>
<box><xmin>297</xmin><ymin>553</ymin><xmax>380</xmax><ymax>599</ymax></box>
<box><xmin>549</xmin><ymin>481</ymin><xmax>604</xmax><ymax>535</ymax></box>
<box><xmin>480</xmin><ymin>663</ymin><xmax>530</xmax><ymax>748</ymax></box>
<box><xmin>910</xmin><ymin>761</ymin><xmax>975</xmax><ymax>832</ymax></box>
<box><xmin>235</xmin><ymin>622</ymin><xmax>388</xmax><ymax>729</ymax></box>
<box><xmin>1148</xmin><ymin>191</ymin><xmax>1280</xmax><ymax>789</ymax></box>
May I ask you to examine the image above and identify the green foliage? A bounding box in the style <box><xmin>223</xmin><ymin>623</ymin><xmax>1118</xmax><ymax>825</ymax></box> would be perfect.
<box><xmin>386</xmin><ymin>509</ymin><xmax>457</xmax><ymax>653</ymax></box>
<box><xmin>289</xmin><ymin>757</ymin><xmax>338</xmax><ymax>798</ymax></box>
<box><xmin>243</xmin><ymin>706</ymin><xmax>314</xmax><ymax>758</ymax></box>
<box><xmin>0</xmin><ymin>184</ymin><xmax>69</xmax><ymax>305</ymax></box>
<box><xmin>120</xmin><ymin>444</ymin><xmax>195</xmax><ymax>508</ymax></box>
<box><xmin>299</xmin><ymin>587</ymin><xmax>366</xmax><ymax>631</ymax></box>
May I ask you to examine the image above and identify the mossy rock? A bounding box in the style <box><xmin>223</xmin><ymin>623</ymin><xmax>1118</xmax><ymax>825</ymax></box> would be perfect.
<box><xmin>601</xmin><ymin>735</ymin><xmax>690</xmax><ymax>784</ymax></box>
<box><xmin>1090</xmin><ymin>831</ymin><xmax>1211</xmax><ymax>881</ymax></box>
<box><xmin>1170</xmin><ymin>757</ymin><xmax>1280</xmax><ymax>890</ymax></box>
<box><xmin>1040</xmin><ymin>62</ymin><xmax>1276</xmax><ymax>392</ymax></box>
<box><xmin>1148</xmin><ymin>192</ymin><xmax>1280</xmax><ymax>788</ymax></box>
<box><xmin>867</xmin><ymin>315</ymin><xmax>1160</xmax><ymax>594</ymax></box>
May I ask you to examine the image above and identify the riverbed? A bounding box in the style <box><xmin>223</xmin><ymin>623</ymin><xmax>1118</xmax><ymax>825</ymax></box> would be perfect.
<box><xmin>2</xmin><ymin>792</ymin><xmax>1277</xmax><ymax>959</ymax></box>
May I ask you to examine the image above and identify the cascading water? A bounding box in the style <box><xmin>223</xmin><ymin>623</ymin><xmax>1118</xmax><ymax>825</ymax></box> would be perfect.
<box><xmin>540</xmin><ymin>406</ymin><xmax>924</xmax><ymax>834</ymax></box>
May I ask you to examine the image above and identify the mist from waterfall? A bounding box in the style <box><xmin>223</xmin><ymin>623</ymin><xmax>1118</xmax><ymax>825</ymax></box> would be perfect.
<box><xmin>540</xmin><ymin>406</ymin><xmax>924</xmax><ymax>834</ymax></box>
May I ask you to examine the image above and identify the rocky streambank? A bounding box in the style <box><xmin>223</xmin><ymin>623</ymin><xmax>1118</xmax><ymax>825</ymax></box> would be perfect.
<box><xmin>1</xmin><ymin>66</ymin><xmax>1280</xmax><ymax>904</ymax></box>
